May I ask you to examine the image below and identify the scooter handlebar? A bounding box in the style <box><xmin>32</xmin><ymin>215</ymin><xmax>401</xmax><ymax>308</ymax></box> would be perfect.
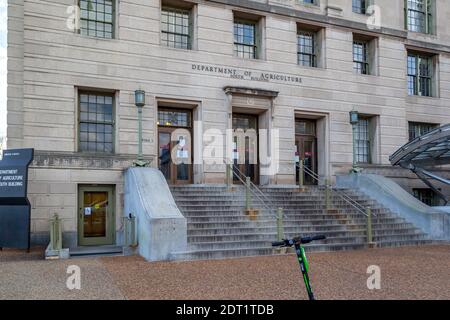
<box><xmin>272</xmin><ymin>235</ymin><xmax>327</xmax><ymax>247</ymax></box>
<box><xmin>272</xmin><ymin>240</ymin><xmax>287</xmax><ymax>247</ymax></box>
<box><xmin>298</xmin><ymin>235</ymin><xmax>326</xmax><ymax>244</ymax></box>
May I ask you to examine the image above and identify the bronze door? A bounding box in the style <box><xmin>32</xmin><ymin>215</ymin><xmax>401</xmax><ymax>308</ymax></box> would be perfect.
<box><xmin>158</xmin><ymin>108</ymin><xmax>193</xmax><ymax>185</ymax></box>
<box><xmin>232</xmin><ymin>114</ymin><xmax>259</xmax><ymax>184</ymax></box>
<box><xmin>295</xmin><ymin>119</ymin><xmax>318</xmax><ymax>185</ymax></box>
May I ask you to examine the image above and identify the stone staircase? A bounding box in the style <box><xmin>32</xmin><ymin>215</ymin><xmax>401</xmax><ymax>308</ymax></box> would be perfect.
<box><xmin>169</xmin><ymin>185</ymin><xmax>431</xmax><ymax>260</ymax></box>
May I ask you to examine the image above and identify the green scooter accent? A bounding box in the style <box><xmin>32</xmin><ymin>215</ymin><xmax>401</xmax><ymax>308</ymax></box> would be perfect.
<box><xmin>272</xmin><ymin>235</ymin><xmax>326</xmax><ymax>301</ymax></box>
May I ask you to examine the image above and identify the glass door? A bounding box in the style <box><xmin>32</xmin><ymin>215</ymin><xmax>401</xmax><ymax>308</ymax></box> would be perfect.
<box><xmin>157</xmin><ymin>108</ymin><xmax>193</xmax><ymax>185</ymax></box>
<box><xmin>295</xmin><ymin>119</ymin><xmax>317</xmax><ymax>185</ymax></box>
<box><xmin>232</xmin><ymin>114</ymin><xmax>259</xmax><ymax>184</ymax></box>
<box><xmin>78</xmin><ymin>186</ymin><xmax>115</xmax><ymax>246</ymax></box>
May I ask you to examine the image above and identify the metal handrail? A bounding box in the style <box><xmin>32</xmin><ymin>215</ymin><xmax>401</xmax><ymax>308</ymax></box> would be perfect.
<box><xmin>230</xmin><ymin>168</ymin><xmax>286</xmax><ymax>241</ymax></box>
<box><xmin>232</xmin><ymin>164</ymin><xmax>277</xmax><ymax>208</ymax></box>
<box><xmin>299</xmin><ymin>164</ymin><xmax>371</xmax><ymax>217</ymax></box>
<box><xmin>230</xmin><ymin>165</ymin><xmax>282</xmax><ymax>219</ymax></box>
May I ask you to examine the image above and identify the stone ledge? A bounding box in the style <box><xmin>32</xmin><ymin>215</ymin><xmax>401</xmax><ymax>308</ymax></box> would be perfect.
<box><xmin>224</xmin><ymin>86</ymin><xmax>279</xmax><ymax>98</ymax></box>
<box><xmin>31</xmin><ymin>151</ymin><xmax>154</xmax><ymax>170</ymax></box>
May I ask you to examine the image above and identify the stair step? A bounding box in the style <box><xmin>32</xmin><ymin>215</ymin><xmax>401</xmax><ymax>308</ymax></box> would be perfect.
<box><xmin>187</xmin><ymin>231</ymin><xmax>427</xmax><ymax>243</ymax></box>
<box><xmin>169</xmin><ymin>185</ymin><xmax>430</xmax><ymax>261</ymax></box>
<box><xmin>69</xmin><ymin>245</ymin><xmax>123</xmax><ymax>257</ymax></box>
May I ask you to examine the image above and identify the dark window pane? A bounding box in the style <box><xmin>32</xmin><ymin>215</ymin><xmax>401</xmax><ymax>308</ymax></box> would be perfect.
<box><xmin>158</xmin><ymin>109</ymin><xmax>192</xmax><ymax>127</ymax></box>
<box><xmin>353</xmin><ymin>0</ymin><xmax>367</xmax><ymax>14</ymax></box>
<box><xmin>408</xmin><ymin>53</ymin><xmax>432</xmax><ymax>96</ymax></box>
<box><xmin>408</xmin><ymin>122</ymin><xmax>437</xmax><ymax>141</ymax></box>
<box><xmin>297</xmin><ymin>31</ymin><xmax>316</xmax><ymax>67</ymax></box>
<box><xmin>407</xmin><ymin>0</ymin><xmax>430</xmax><ymax>33</ymax></box>
<box><xmin>161</xmin><ymin>7</ymin><xmax>191</xmax><ymax>49</ymax></box>
<box><xmin>80</xmin><ymin>0</ymin><xmax>114</xmax><ymax>39</ymax></box>
<box><xmin>413</xmin><ymin>188</ymin><xmax>437</xmax><ymax>206</ymax></box>
<box><xmin>353</xmin><ymin>41</ymin><xmax>369</xmax><ymax>74</ymax></box>
<box><xmin>79</xmin><ymin>92</ymin><xmax>114</xmax><ymax>153</ymax></box>
<box><xmin>234</xmin><ymin>19</ymin><xmax>257</xmax><ymax>59</ymax></box>
<box><xmin>355</xmin><ymin>118</ymin><xmax>370</xmax><ymax>164</ymax></box>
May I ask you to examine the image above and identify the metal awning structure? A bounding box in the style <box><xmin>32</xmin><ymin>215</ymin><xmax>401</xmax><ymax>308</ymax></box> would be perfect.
<box><xmin>390</xmin><ymin>124</ymin><xmax>450</xmax><ymax>204</ymax></box>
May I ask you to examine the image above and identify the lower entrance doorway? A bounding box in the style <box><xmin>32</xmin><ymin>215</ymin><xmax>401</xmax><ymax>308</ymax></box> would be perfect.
<box><xmin>232</xmin><ymin>113</ymin><xmax>259</xmax><ymax>184</ymax></box>
<box><xmin>78</xmin><ymin>185</ymin><xmax>115</xmax><ymax>246</ymax></box>
<box><xmin>295</xmin><ymin>119</ymin><xmax>318</xmax><ymax>185</ymax></box>
<box><xmin>158</xmin><ymin>108</ymin><xmax>193</xmax><ymax>185</ymax></box>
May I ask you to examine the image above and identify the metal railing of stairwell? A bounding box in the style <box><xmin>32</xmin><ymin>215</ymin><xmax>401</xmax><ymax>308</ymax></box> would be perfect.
<box><xmin>233</xmin><ymin>165</ymin><xmax>278</xmax><ymax>209</ymax></box>
<box><xmin>300</xmin><ymin>164</ymin><xmax>371</xmax><ymax>217</ymax></box>
<box><xmin>298</xmin><ymin>163</ymin><xmax>376</xmax><ymax>246</ymax></box>
<box><xmin>225</xmin><ymin>161</ymin><xmax>286</xmax><ymax>241</ymax></box>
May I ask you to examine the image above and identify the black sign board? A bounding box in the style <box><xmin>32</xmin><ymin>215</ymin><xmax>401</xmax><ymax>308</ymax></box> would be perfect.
<box><xmin>0</xmin><ymin>148</ymin><xmax>34</xmax><ymax>250</ymax></box>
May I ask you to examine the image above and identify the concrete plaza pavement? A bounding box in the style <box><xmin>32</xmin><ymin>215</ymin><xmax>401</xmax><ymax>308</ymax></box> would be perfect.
<box><xmin>0</xmin><ymin>245</ymin><xmax>449</xmax><ymax>300</ymax></box>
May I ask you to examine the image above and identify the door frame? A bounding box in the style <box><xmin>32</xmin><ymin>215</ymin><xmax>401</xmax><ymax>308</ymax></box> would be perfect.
<box><xmin>78</xmin><ymin>185</ymin><xmax>115</xmax><ymax>246</ymax></box>
<box><xmin>157</xmin><ymin>107</ymin><xmax>194</xmax><ymax>185</ymax></box>
<box><xmin>232</xmin><ymin>113</ymin><xmax>260</xmax><ymax>184</ymax></box>
<box><xmin>295</xmin><ymin>118</ymin><xmax>318</xmax><ymax>185</ymax></box>
<box><xmin>158</xmin><ymin>126</ymin><xmax>193</xmax><ymax>185</ymax></box>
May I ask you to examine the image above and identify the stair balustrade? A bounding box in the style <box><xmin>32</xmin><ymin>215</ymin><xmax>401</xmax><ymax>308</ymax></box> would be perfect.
<box><xmin>298</xmin><ymin>164</ymin><xmax>376</xmax><ymax>245</ymax></box>
<box><xmin>226</xmin><ymin>162</ymin><xmax>286</xmax><ymax>242</ymax></box>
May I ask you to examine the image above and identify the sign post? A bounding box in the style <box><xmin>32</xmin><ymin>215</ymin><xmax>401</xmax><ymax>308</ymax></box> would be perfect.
<box><xmin>0</xmin><ymin>148</ymin><xmax>34</xmax><ymax>250</ymax></box>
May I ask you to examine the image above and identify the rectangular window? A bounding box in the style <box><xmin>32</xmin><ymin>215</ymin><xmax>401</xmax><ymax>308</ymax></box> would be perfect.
<box><xmin>413</xmin><ymin>188</ymin><xmax>437</xmax><ymax>206</ymax></box>
<box><xmin>356</xmin><ymin>118</ymin><xmax>370</xmax><ymax>164</ymax></box>
<box><xmin>157</xmin><ymin>109</ymin><xmax>192</xmax><ymax>128</ymax></box>
<box><xmin>406</xmin><ymin>0</ymin><xmax>433</xmax><ymax>34</ymax></box>
<box><xmin>302</xmin><ymin>0</ymin><xmax>315</xmax><ymax>4</ymax></box>
<box><xmin>234</xmin><ymin>19</ymin><xmax>257</xmax><ymax>59</ymax></box>
<box><xmin>161</xmin><ymin>7</ymin><xmax>191</xmax><ymax>49</ymax></box>
<box><xmin>79</xmin><ymin>0</ymin><xmax>114</xmax><ymax>39</ymax></box>
<box><xmin>353</xmin><ymin>0</ymin><xmax>367</xmax><ymax>14</ymax></box>
<box><xmin>408</xmin><ymin>122</ymin><xmax>438</xmax><ymax>141</ymax></box>
<box><xmin>297</xmin><ymin>31</ymin><xmax>316</xmax><ymax>67</ymax></box>
<box><xmin>408</xmin><ymin>53</ymin><xmax>433</xmax><ymax>96</ymax></box>
<box><xmin>353</xmin><ymin>41</ymin><xmax>369</xmax><ymax>75</ymax></box>
<box><xmin>79</xmin><ymin>92</ymin><xmax>114</xmax><ymax>153</ymax></box>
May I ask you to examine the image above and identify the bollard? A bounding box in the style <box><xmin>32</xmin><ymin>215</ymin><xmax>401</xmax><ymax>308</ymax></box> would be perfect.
<box><xmin>325</xmin><ymin>178</ymin><xmax>331</xmax><ymax>210</ymax></box>
<box><xmin>50</xmin><ymin>213</ymin><xmax>62</xmax><ymax>251</ymax></box>
<box><xmin>366</xmin><ymin>207</ymin><xmax>373</xmax><ymax>245</ymax></box>
<box><xmin>129</xmin><ymin>215</ymin><xmax>137</xmax><ymax>247</ymax></box>
<box><xmin>298</xmin><ymin>160</ymin><xmax>304</xmax><ymax>190</ymax></box>
<box><xmin>124</xmin><ymin>214</ymin><xmax>138</xmax><ymax>247</ymax></box>
<box><xmin>276</xmin><ymin>208</ymin><xmax>284</xmax><ymax>242</ymax></box>
<box><xmin>123</xmin><ymin>216</ymin><xmax>129</xmax><ymax>246</ymax></box>
<box><xmin>245</xmin><ymin>176</ymin><xmax>251</xmax><ymax>210</ymax></box>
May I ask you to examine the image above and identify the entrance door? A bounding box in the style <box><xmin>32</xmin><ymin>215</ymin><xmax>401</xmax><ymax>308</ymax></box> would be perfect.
<box><xmin>295</xmin><ymin>119</ymin><xmax>318</xmax><ymax>185</ymax></box>
<box><xmin>158</xmin><ymin>108</ymin><xmax>193</xmax><ymax>185</ymax></box>
<box><xmin>78</xmin><ymin>186</ymin><xmax>115</xmax><ymax>246</ymax></box>
<box><xmin>232</xmin><ymin>114</ymin><xmax>259</xmax><ymax>184</ymax></box>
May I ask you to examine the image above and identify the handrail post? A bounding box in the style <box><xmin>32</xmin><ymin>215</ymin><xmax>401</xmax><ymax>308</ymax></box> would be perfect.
<box><xmin>298</xmin><ymin>159</ymin><xmax>304</xmax><ymax>190</ymax></box>
<box><xmin>226</xmin><ymin>163</ymin><xmax>232</xmax><ymax>188</ymax></box>
<box><xmin>276</xmin><ymin>208</ymin><xmax>284</xmax><ymax>242</ymax></box>
<box><xmin>325</xmin><ymin>178</ymin><xmax>331</xmax><ymax>210</ymax></box>
<box><xmin>366</xmin><ymin>207</ymin><xmax>376</xmax><ymax>247</ymax></box>
<box><xmin>245</xmin><ymin>176</ymin><xmax>252</xmax><ymax>210</ymax></box>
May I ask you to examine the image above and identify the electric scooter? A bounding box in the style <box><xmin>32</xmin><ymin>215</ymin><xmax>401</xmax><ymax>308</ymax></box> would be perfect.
<box><xmin>272</xmin><ymin>235</ymin><xmax>326</xmax><ymax>300</ymax></box>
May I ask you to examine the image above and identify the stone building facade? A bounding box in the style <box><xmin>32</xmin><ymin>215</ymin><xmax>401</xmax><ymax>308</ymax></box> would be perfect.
<box><xmin>7</xmin><ymin>0</ymin><xmax>450</xmax><ymax>247</ymax></box>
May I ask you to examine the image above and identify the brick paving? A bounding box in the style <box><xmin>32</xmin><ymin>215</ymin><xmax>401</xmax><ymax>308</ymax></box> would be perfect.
<box><xmin>0</xmin><ymin>245</ymin><xmax>449</xmax><ymax>300</ymax></box>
